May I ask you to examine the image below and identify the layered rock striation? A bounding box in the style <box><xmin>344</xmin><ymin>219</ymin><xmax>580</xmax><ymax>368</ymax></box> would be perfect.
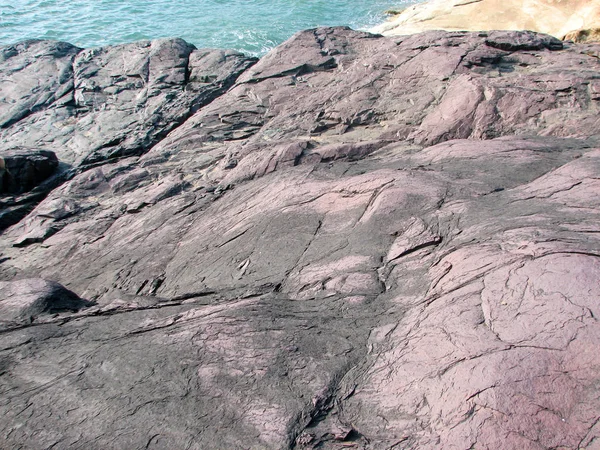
<box><xmin>1</xmin><ymin>28</ymin><xmax>600</xmax><ymax>449</ymax></box>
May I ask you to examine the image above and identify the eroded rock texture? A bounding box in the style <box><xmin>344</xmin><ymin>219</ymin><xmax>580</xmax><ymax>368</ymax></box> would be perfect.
<box><xmin>372</xmin><ymin>0</ymin><xmax>600</xmax><ymax>42</ymax></box>
<box><xmin>0</xmin><ymin>28</ymin><xmax>599</xmax><ymax>449</ymax></box>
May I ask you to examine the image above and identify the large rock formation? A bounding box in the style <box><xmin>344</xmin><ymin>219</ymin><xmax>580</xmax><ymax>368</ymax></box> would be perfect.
<box><xmin>0</xmin><ymin>39</ymin><xmax>256</xmax><ymax>231</ymax></box>
<box><xmin>0</xmin><ymin>28</ymin><xmax>599</xmax><ymax>449</ymax></box>
<box><xmin>374</xmin><ymin>0</ymin><xmax>600</xmax><ymax>42</ymax></box>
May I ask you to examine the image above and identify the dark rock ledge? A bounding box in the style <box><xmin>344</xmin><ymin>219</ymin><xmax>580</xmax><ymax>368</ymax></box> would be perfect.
<box><xmin>1</xmin><ymin>27</ymin><xmax>599</xmax><ymax>449</ymax></box>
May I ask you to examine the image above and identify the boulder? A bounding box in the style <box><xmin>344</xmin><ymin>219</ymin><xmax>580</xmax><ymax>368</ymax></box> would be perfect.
<box><xmin>0</xmin><ymin>148</ymin><xmax>62</xmax><ymax>231</ymax></box>
<box><xmin>0</xmin><ymin>148</ymin><xmax>59</xmax><ymax>194</ymax></box>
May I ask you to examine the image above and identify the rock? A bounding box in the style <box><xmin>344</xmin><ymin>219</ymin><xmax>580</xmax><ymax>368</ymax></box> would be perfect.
<box><xmin>0</xmin><ymin>148</ymin><xmax>59</xmax><ymax>194</ymax></box>
<box><xmin>0</xmin><ymin>40</ymin><xmax>81</xmax><ymax>128</ymax></box>
<box><xmin>564</xmin><ymin>27</ymin><xmax>600</xmax><ymax>42</ymax></box>
<box><xmin>0</xmin><ymin>38</ymin><xmax>255</xmax><ymax>229</ymax></box>
<box><xmin>0</xmin><ymin>29</ymin><xmax>599</xmax><ymax>449</ymax></box>
<box><xmin>0</xmin><ymin>148</ymin><xmax>64</xmax><ymax>232</ymax></box>
<box><xmin>0</xmin><ymin>278</ymin><xmax>91</xmax><ymax>329</ymax></box>
<box><xmin>372</xmin><ymin>0</ymin><xmax>600</xmax><ymax>42</ymax></box>
<box><xmin>484</xmin><ymin>30</ymin><xmax>563</xmax><ymax>51</ymax></box>
<box><xmin>0</xmin><ymin>39</ymin><xmax>257</xmax><ymax>166</ymax></box>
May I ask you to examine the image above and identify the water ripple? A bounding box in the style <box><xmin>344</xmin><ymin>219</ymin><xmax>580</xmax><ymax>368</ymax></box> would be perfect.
<box><xmin>0</xmin><ymin>0</ymin><xmax>416</xmax><ymax>55</ymax></box>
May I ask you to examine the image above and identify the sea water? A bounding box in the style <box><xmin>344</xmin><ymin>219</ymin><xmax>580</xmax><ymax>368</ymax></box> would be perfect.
<box><xmin>1</xmin><ymin>0</ymin><xmax>414</xmax><ymax>56</ymax></box>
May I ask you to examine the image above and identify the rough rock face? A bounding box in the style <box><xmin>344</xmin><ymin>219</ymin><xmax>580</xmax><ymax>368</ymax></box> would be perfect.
<box><xmin>0</xmin><ymin>28</ymin><xmax>599</xmax><ymax>449</ymax></box>
<box><xmin>0</xmin><ymin>38</ymin><xmax>256</xmax><ymax>231</ymax></box>
<box><xmin>0</xmin><ymin>148</ymin><xmax>63</xmax><ymax>232</ymax></box>
<box><xmin>565</xmin><ymin>27</ymin><xmax>600</xmax><ymax>43</ymax></box>
<box><xmin>373</xmin><ymin>0</ymin><xmax>600</xmax><ymax>42</ymax></box>
<box><xmin>0</xmin><ymin>39</ymin><xmax>257</xmax><ymax>166</ymax></box>
<box><xmin>0</xmin><ymin>149</ymin><xmax>59</xmax><ymax>194</ymax></box>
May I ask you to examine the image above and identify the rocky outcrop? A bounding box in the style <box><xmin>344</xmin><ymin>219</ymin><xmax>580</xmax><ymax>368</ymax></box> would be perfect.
<box><xmin>0</xmin><ymin>278</ymin><xmax>91</xmax><ymax>330</ymax></box>
<box><xmin>373</xmin><ymin>0</ymin><xmax>600</xmax><ymax>42</ymax></box>
<box><xmin>0</xmin><ymin>39</ymin><xmax>257</xmax><ymax>167</ymax></box>
<box><xmin>564</xmin><ymin>27</ymin><xmax>600</xmax><ymax>42</ymax></box>
<box><xmin>0</xmin><ymin>28</ymin><xmax>599</xmax><ymax>449</ymax></box>
<box><xmin>0</xmin><ymin>38</ymin><xmax>256</xmax><ymax>230</ymax></box>
<box><xmin>0</xmin><ymin>149</ymin><xmax>58</xmax><ymax>194</ymax></box>
<box><xmin>0</xmin><ymin>148</ymin><xmax>63</xmax><ymax>232</ymax></box>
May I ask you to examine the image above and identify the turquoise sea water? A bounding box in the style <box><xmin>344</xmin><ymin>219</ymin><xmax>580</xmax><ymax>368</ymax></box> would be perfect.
<box><xmin>1</xmin><ymin>0</ymin><xmax>413</xmax><ymax>56</ymax></box>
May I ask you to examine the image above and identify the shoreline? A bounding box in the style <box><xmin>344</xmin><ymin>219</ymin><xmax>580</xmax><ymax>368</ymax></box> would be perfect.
<box><xmin>4</xmin><ymin>0</ymin><xmax>599</xmax><ymax>60</ymax></box>
<box><xmin>0</xmin><ymin>0</ymin><xmax>412</xmax><ymax>57</ymax></box>
<box><xmin>370</xmin><ymin>0</ymin><xmax>600</xmax><ymax>41</ymax></box>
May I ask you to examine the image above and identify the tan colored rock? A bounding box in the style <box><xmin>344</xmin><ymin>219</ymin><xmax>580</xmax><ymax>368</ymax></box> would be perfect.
<box><xmin>373</xmin><ymin>0</ymin><xmax>600</xmax><ymax>40</ymax></box>
<box><xmin>564</xmin><ymin>26</ymin><xmax>600</xmax><ymax>41</ymax></box>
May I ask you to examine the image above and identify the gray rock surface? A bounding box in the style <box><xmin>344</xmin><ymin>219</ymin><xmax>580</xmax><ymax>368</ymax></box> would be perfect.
<box><xmin>0</xmin><ymin>38</ymin><xmax>256</xmax><ymax>231</ymax></box>
<box><xmin>0</xmin><ymin>40</ymin><xmax>81</xmax><ymax>129</ymax></box>
<box><xmin>0</xmin><ymin>38</ymin><xmax>257</xmax><ymax>166</ymax></box>
<box><xmin>0</xmin><ymin>278</ymin><xmax>90</xmax><ymax>329</ymax></box>
<box><xmin>0</xmin><ymin>28</ymin><xmax>599</xmax><ymax>449</ymax></box>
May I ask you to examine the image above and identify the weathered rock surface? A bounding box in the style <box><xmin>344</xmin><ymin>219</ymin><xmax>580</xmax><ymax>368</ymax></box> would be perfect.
<box><xmin>0</xmin><ymin>148</ymin><xmax>58</xmax><ymax>194</ymax></box>
<box><xmin>0</xmin><ymin>278</ymin><xmax>91</xmax><ymax>330</ymax></box>
<box><xmin>565</xmin><ymin>27</ymin><xmax>600</xmax><ymax>43</ymax></box>
<box><xmin>0</xmin><ymin>28</ymin><xmax>599</xmax><ymax>449</ymax></box>
<box><xmin>0</xmin><ymin>38</ymin><xmax>256</xmax><ymax>231</ymax></box>
<box><xmin>0</xmin><ymin>148</ymin><xmax>64</xmax><ymax>232</ymax></box>
<box><xmin>0</xmin><ymin>39</ymin><xmax>257</xmax><ymax>167</ymax></box>
<box><xmin>373</xmin><ymin>0</ymin><xmax>600</xmax><ymax>42</ymax></box>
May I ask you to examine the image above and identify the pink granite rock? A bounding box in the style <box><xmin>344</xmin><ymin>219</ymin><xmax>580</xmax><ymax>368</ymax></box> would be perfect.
<box><xmin>0</xmin><ymin>28</ymin><xmax>599</xmax><ymax>449</ymax></box>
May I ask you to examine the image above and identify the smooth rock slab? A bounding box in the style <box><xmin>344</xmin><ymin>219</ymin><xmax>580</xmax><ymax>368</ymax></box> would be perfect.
<box><xmin>0</xmin><ymin>278</ymin><xmax>91</xmax><ymax>329</ymax></box>
<box><xmin>372</xmin><ymin>0</ymin><xmax>600</xmax><ymax>41</ymax></box>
